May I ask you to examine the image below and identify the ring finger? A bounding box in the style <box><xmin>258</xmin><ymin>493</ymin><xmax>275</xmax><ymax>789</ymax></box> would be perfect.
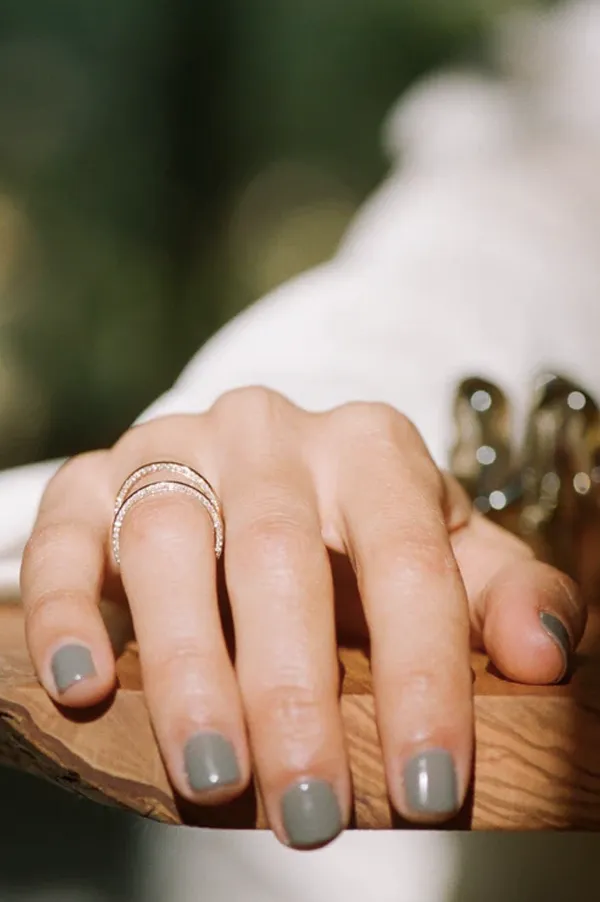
<box><xmin>327</xmin><ymin>405</ymin><xmax>473</xmax><ymax>823</ymax></box>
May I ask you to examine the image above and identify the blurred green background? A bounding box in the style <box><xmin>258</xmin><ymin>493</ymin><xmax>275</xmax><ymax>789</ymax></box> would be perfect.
<box><xmin>0</xmin><ymin>0</ymin><xmax>547</xmax><ymax>470</ymax></box>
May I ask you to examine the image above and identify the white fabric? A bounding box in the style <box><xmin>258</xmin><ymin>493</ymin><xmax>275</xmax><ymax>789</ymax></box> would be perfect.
<box><xmin>1</xmin><ymin>2</ymin><xmax>600</xmax><ymax>899</ymax></box>
<box><xmin>3</xmin><ymin>1</ymin><xmax>600</xmax><ymax>600</ymax></box>
<box><xmin>136</xmin><ymin>827</ymin><xmax>600</xmax><ymax>902</ymax></box>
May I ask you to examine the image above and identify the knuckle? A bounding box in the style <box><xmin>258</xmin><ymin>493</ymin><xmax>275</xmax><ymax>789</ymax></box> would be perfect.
<box><xmin>331</xmin><ymin>402</ymin><xmax>428</xmax><ymax>455</ymax></box>
<box><xmin>362</xmin><ymin>532</ymin><xmax>457</xmax><ymax>599</ymax></box>
<box><xmin>388</xmin><ymin>410</ymin><xmax>433</xmax><ymax>462</ymax></box>
<box><xmin>148</xmin><ymin>642</ymin><xmax>211</xmax><ymax>681</ymax></box>
<box><xmin>41</xmin><ymin>451</ymin><xmax>109</xmax><ymax>507</ymax></box>
<box><xmin>241</xmin><ymin>508</ymin><xmax>314</xmax><ymax>570</ymax></box>
<box><xmin>397</xmin><ymin>532</ymin><xmax>457</xmax><ymax>579</ymax></box>
<box><xmin>112</xmin><ymin>414</ymin><xmax>206</xmax><ymax>461</ymax></box>
<box><xmin>332</xmin><ymin>400</ymin><xmax>399</xmax><ymax>434</ymax></box>
<box><xmin>23</xmin><ymin>521</ymin><xmax>93</xmax><ymax>572</ymax></box>
<box><xmin>24</xmin><ymin>587</ymin><xmax>87</xmax><ymax>626</ymax></box>
<box><xmin>399</xmin><ymin>668</ymin><xmax>445</xmax><ymax>709</ymax></box>
<box><xmin>250</xmin><ymin>682</ymin><xmax>324</xmax><ymax>741</ymax></box>
<box><xmin>212</xmin><ymin>386</ymin><xmax>285</xmax><ymax>429</ymax></box>
<box><xmin>144</xmin><ymin>642</ymin><xmax>226</xmax><ymax>707</ymax></box>
<box><xmin>362</xmin><ymin>513</ymin><xmax>450</xmax><ymax>565</ymax></box>
<box><xmin>52</xmin><ymin>451</ymin><xmax>106</xmax><ymax>485</ymax></box>
<box><xmin>375</xmin><ymin>657</ymin><xmax>445</xmax><ymax>710</ymax></box>
<box><xmin>210</xmin><ymin>388</ymin><xmax>295</xmax><ymax>460</ymax></box>
<box><xmin>112</xmin><ymin>422</ymin><xmax>153</xmax><ymax>458</ymax></box>
<box><xmin>392</xmin><ymin>409</ymin><xmax>420</xmax><ymax>439</ymax></box>
<box><xmin>22</xmin><ymin>522</ymin><xmax>61</xmax><ymax>567</ymax></box>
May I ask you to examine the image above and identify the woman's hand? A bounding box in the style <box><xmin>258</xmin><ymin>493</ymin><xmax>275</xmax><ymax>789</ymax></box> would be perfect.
<box><xmin>20</xmin><ymin>388</ymin><xmax>585</xmax><ymax>849</ymax></box>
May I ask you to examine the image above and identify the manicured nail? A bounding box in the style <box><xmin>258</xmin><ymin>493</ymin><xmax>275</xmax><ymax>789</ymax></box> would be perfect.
<box><xmin>183</xmin><ymin>732</ymin><xmax>240</xmax><ymax>792</ymax></box>
<box><xmin>404</xmin><ymin>749</ymin><xmax>459</xmax><ymax>816</ymax></box>
<box><xmin>539</xmin><ymin>611</ymin><xmax>570</xmax><ymax>680</ymax></box>
<box><xmin>51</xmin><ymin>644</ymin><xmax>96</xmax><ymax>693</ymax></box>
<box><xmin>281</xmin><ymin>779</ymin><xmax>342</xmax><ymax>849</ymax></box>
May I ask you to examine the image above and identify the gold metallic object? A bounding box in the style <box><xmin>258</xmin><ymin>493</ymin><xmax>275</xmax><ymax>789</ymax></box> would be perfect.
<box><xmin>519</xmin><ymin>374</ymin><xmax>599</xmax><ymax>574</ymax></box>
<box><xmin>450</xmin><ymin>376</ymin><xmax>519</xmax><ymax>515</ymax></box>
<box><xmin>450</xmin><ymin>372</ymin><xmax>600</xmax><ymax>578</ymax></box>
<box><xmin>111</xmin><ymin>461</ymin><xmax>224</xmax><ymax>568</ymax></box>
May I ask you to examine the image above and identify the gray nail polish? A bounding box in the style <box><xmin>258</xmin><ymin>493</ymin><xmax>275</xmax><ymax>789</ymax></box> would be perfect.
<box><xmin>281</xmin><ymin>779</ymin><xmax>342</xmax><ymax>849</ymax></box>
<box><xmin>540</xmin><ymin>611</ymin><xmax>570</xmax><ymax>679</ymax></box>
<box><xmin>184</xmin><ymin>732</ymin><xmax>240</xmax><ymax>792</ymax></box>
<box><xmin>404</xmin><ymin>749</ymin><xmax>459</xmax><ymax>816</ymax></box>
<box><xmin>51</xmin><ymin>644</ymin><xmax>96</xmax><ymax>693</ymax></box>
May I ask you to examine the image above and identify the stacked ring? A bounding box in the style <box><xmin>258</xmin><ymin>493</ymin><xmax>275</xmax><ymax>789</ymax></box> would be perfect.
<box><xmin>111</xmin><ymin>461</ymin><xmax>224</xmax><ymax>567</ymax></box>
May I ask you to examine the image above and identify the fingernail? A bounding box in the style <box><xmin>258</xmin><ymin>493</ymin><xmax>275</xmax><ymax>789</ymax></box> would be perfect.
<box><xmin>183</xmin><ymin>732</ymin><xmax>240</xmax><ymax>792</ymax></box>
<box><xmin>404</xmin><ymin>749</ymin><xmax>459</xmax><ymax>816</ymax></box>
<box><xmin>539</xmin><ymin>611</ymin><xmax>571</xmax><ymax>680</ymax></box>
<box><xmin>51</xmin><ymin>644</ymin><xmax>96</xmax><ymax>693</ymax></box>
<box><xmin>281</xmin><ymin>779</ymin><xmax>343</xmax><ymax>849</ymax></box>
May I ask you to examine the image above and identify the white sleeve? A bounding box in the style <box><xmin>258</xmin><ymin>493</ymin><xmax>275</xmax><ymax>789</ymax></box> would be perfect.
<box><xmin>2</xmin><ymin>0</ymin><xmax>600</xmax><ymax>600</ymax></box>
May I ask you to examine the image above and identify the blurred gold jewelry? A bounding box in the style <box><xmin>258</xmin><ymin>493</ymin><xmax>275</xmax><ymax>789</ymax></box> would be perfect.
<box><xmin>450</xmin><ymin>376</ymin><xmax>518</xmax><ymax>514</ymax></box>
<box><xmin>450</xmin><ymin>371</ymin><xmax>600</xmax><ymax>577</ymax></box>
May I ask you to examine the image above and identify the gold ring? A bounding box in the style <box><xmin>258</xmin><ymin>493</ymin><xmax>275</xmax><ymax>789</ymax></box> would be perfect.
<box><xmin>111</xmin><ymin>461</ymin><xmax>224</xmax><ymax>567</ymax></box>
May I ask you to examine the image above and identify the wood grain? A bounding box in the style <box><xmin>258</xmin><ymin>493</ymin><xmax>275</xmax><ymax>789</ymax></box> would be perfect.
<box><xmin>1</xmin><ymin>598</ymin><xmax>600</xmax><ymax>830</ymax></box>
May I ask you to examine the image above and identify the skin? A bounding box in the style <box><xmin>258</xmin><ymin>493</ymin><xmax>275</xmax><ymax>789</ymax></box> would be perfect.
<box><xmin>19</xmin><ymin>387</ymin><xmax>586</xmax><ymax>847</ymax></box>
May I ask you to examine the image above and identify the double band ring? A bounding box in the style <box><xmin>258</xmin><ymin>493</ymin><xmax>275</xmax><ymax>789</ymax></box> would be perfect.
<box><xmin>111</xmin><ymin>461</ymin><xmax>224</xmax><ymax>567</ymax></box>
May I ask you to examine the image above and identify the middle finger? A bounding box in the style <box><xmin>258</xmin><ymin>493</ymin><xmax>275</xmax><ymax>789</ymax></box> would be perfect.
<box><xmin>220</xmin><ymin>439</ymin><xmax>349</xmax><ymax>849</ymax></box>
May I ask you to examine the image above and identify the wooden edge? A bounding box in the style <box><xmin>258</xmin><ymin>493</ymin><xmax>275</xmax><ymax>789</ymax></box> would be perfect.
<box><xmin>1</xmin><ymin>603</ymin><xmax>600</xmax><ymax>830</ymax></box>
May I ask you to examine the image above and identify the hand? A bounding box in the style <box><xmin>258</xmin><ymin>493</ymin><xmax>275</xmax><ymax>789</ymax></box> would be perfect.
<box><xmin>20</xmin><ymin>388</ymin><xmax>585</xmax><ymax>849</ymax></box>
